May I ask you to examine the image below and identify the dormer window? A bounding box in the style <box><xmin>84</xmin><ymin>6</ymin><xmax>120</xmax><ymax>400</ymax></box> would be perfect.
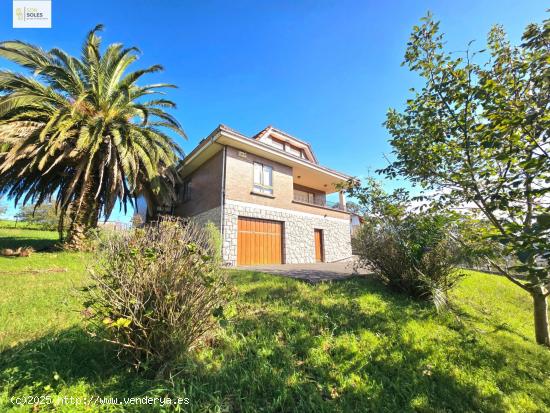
<box><xmin>270</xmin><ymin>137</ymin><xmax>285</xmax><ymax>150</ymax></box>
<box><xmin>253</xmin><ymin>162</ymin><xmax>273</xmax><ymax>195</ymax></box>
<box><xmin>286</xmin><ymin>143</ymin><xmax>301</xmax><ymax>157</ymax></box>
<box><xmin>269</xmin><ymin>137</ymin><xmax>308</xmax><ymax>159</ymax></box>
<box><xmin>254</xmin><ymin>126</ymin><xmax>318</xmax><ymax>164</ymax></box>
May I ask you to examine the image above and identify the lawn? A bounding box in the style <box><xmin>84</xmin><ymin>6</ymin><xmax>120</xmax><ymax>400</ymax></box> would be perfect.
<box><xmin>0</xmin><ymin>226</ymin><xmax>549</xmax><ymax>412</ymax></box>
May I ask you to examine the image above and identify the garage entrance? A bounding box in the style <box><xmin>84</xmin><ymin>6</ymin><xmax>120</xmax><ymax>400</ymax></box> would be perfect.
<box><xmin>237</xmin><ymin>217</ymin><xmax>283</xmax><ymax>265</ymax></box>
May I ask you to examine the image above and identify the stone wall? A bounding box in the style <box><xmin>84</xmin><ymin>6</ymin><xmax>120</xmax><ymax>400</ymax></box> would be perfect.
<box><xmin>222</xmin><ymin>199</ymin><xmax>352</xmax><ymax>266</ymax></box>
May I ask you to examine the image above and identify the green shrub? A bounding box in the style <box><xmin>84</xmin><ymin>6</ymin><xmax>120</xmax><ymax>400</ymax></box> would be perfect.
<box><xmin>205</xmin><ymin>221</ymin><xmax>222</xmax><ymax>262</ymax></box>
<box><xmin>355</xmin><ymin>213</ymin><xmax>465</xmax><ymax>310</ymax></box>
<box><xmin>85</xmin><ymin>217</ymin><xmax>230</xmax><ymax>374</ymax></box>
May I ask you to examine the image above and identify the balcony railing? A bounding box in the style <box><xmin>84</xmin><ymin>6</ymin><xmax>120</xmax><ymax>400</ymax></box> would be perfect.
<box><xmin>293</xmin><ymin>192</ymin><xmax>346</xmax><ymax>211</ymax></box>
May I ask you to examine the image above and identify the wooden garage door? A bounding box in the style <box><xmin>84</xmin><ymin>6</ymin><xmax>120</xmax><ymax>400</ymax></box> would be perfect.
<box><xmin>237</xmin><ymin>217</ymin><xmax>283</xmax><ymax>265</ymax></box>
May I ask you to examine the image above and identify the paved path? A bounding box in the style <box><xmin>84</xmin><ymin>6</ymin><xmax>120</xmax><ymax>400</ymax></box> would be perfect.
<box><xmin>236</xmin><ymin>261</ymin><xmax>371</xmax><ymax>283</ymax></box>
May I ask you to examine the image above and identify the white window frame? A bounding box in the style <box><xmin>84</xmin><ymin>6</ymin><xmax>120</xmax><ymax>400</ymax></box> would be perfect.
<box><xmin>253</xmin><ymin>162</ymin><xmax>273</xmax><ymax>195</ymax></box>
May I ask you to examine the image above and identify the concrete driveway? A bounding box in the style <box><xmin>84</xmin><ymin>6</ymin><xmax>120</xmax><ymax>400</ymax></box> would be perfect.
<box><xmin>236</xmin><ymin>260</ymin><xmax>370</xmax><ymax>283</ymax></box>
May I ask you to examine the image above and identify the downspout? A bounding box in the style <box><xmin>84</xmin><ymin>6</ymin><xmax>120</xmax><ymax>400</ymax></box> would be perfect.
<box><xmin>220</xmin><ymin>145</ymin><xmax>227</xmax><ymax>260</ymax></box>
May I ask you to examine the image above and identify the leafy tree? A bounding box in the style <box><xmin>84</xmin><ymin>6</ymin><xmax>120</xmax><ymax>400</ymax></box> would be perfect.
<box><xmin>15</xmin><ymin>203</ymin><xmax>60</xmax><ymax>230</ymax></box>
<box><xmin>0</xmin><ymin>25</ymin><xmax>184</xmax><ymax>249</ymax></box>
<box><xmin>342</xmin><ymin>177</ymin><xmax>409</xmax><ymax>220</ymax></box>
<box><xmin>383</xmin><ymin>14</ymin><xmax>550</xmax><ymax>345</ymax></box>
<box><xmin>343</xmin><ymin>200</ymin><xmax>365</xmax><ymax>216</ymax></box>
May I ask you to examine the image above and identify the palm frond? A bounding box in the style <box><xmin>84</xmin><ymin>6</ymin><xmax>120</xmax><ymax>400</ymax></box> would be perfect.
<box><xmin>0</xmin><ymin>25</ymin><xmax>185</xmax><ymax>230</ymax></box>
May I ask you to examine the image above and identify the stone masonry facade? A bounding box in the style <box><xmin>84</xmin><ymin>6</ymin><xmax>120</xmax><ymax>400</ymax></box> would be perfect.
<box><xmin>221</xmin><ymin>199</ymin><xmax>352</xmax><ymax>266</ymax></box>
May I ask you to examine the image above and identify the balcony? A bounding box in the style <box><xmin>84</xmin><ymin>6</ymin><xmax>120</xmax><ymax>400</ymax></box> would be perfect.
<box><xmin>292</xmin><ymin>190</ymin><xmax>347</xmax><ymax>211</ymax></box>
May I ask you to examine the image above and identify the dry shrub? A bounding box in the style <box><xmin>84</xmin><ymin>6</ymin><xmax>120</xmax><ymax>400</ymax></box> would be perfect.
<box><xmin>84</xmin><ymin>217</ymin><xmax>230</xmax><ymax>373</ymax></box>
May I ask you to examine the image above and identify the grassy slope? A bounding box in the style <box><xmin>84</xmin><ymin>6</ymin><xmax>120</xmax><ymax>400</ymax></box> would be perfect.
<box><xmin>0</xmin><ymin>227</ymin><xmax>549</xmax><ymax>412</ymax></box>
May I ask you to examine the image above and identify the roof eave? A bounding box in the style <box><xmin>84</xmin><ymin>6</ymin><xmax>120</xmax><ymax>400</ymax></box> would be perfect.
<box><xmin>179</xmin><ymin>124</ymin><xmax>353</xmax><ymax>183</ymax></box>
<box><xmin>216</xmin><ymin>127</ymin><xmax>351</xmax><ymax>181</ymax></box>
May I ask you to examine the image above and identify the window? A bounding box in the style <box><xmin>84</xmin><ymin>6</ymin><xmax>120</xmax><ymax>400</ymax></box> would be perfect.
<box><xmin>178</xmin><ymin>179</ymin><xmax>191</xmax><ymax>202</ymax></box>
<box><xmin>270</xmin><ymin>137</ymin><xmax>285</xmax><ymax>150</ymax></box>
<box><xmin>253</xmin><ymin>162</ymin><xmax>273</xmax><ymax>195</ymax></box>
<box><xmin>293</xmin><ymin>188</ymin><xmax>325</xmax><ymax>206</ymax></box>
<box><xmin>286</xmin><ymin>144</ymin><xmax>301</xmax><ymax>157</ymax></box>
<box><xmin>294</xmin><ymin>189</ymin><xmax>315</xmax><ymax>204</ymax></box>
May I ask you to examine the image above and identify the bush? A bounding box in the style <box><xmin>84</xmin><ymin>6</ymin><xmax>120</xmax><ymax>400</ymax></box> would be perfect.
<box><xmin>84</xmin><ymin>217</ymin><xmax>230</xmax><ymax>374</ymax></box>
<box><xmin>342</xmin><ymin>178</ymin><xmax>491</xmax><ymax>310</ymax></box>
<box><xmin>355</xmin><ymin>212</ymin><xmax>465</xmax><ymax>310</ymax></box>
<box><xmin>130</xmin><ymin>213</ymin><xmax>144</xmax><ymax>228</ymax></box>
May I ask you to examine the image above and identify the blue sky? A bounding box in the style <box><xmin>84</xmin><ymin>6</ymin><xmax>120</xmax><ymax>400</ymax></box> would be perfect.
<box><xmin>0</xmin><ymin>0</ymin><xmax>546</xmax><ymax>221</ymax></box>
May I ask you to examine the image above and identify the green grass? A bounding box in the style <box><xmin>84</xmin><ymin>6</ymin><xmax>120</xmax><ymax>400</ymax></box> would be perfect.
<box><xmin>0</xmin><ymin>220</ymin><xmax>60</xmax><ymax>251</ymax></box>
<box><xmin>0</xmin><ymin>226</ymin><xmax>549</xmax><ymax>412</ymax></box>
<box><xmin>0</xmin><ymin>219</ymin><xmax>56</xmax><ymax>231</ymax></box>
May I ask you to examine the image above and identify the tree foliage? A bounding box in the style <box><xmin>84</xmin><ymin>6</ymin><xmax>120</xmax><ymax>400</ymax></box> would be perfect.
<box><xmin>383</xmin><ymin>13</ymin><xmax>550</xmax><ymax>344</ymax></box>
<box><xmin>15</xmin><ymin>203</ymin><xmax>60</xmax><ymax>230</ymax></box>
<box><xmin>0</xmin><ymin>25</ymin><xmax>185</xmax><ymax>248</ymax></box>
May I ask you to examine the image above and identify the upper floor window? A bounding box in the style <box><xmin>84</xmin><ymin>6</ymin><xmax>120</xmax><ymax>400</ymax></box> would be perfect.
<box><xmin>270</xmin><ymin>137</ymin><xmax>285</xmax><ymax>150</ymax></box>
<box><xmin>267</xmin><ymin>137</ymin><xmax>309</xmax><ymax>161</ymax></box>
<box><xmin>253</xmin><ymin>162</ymin><xmax>273</xmax><ymax>195</ymax></box>
<box><xmin>294</xmin><ymin>188</ymin><xmax>320</xmax><ymax>205</ymax></box>
<box><xmin>286</xmin><ymin>144</ymin><xmax>301</xmax><ymax>157</ymax></box>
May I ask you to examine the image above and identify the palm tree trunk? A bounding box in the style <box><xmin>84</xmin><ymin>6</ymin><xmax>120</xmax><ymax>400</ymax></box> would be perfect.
<box><xmin>64</xmin><ymin>182</ymin><xmax>100</xmax><ymax>250</ymax></box>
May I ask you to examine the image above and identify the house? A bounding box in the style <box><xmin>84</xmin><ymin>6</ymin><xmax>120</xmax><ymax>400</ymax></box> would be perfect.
<box><xmin>173</xmin><ymin>124</ymin><xmax>353</xmax><ymax>266</ymax></box>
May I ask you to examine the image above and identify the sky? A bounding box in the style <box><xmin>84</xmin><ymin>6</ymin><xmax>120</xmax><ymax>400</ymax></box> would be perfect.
<box><xmin>0</xmin><ymin>0</ymin><xmax>546</xmax><ymax>222</ymax></box>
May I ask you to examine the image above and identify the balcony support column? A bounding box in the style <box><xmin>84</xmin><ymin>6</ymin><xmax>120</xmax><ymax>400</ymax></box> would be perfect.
<box><xmin>339</xmin><ymin>190</ymin><xmax>347</xmax><ymax>211</ymax></box>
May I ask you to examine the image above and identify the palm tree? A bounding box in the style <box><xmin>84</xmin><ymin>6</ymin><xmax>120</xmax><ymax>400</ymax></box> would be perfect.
<box><xmin>0</xmin><ymin>25</ymin><xmax>185</xmax><ymax>249</ymax></box>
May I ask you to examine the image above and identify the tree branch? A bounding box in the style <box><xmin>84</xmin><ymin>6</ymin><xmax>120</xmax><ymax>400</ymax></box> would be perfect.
<box><xmin>486</xmin><ymin>257</ymin><xmax>531</xmax><ymax>293</ymax></box>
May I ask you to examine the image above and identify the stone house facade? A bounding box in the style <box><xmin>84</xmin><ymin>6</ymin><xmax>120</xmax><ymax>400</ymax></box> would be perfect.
<box><xmin>173</xmin><ymin>124</ymin><xmax>353</xmax><ymax>266</ymax></box>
